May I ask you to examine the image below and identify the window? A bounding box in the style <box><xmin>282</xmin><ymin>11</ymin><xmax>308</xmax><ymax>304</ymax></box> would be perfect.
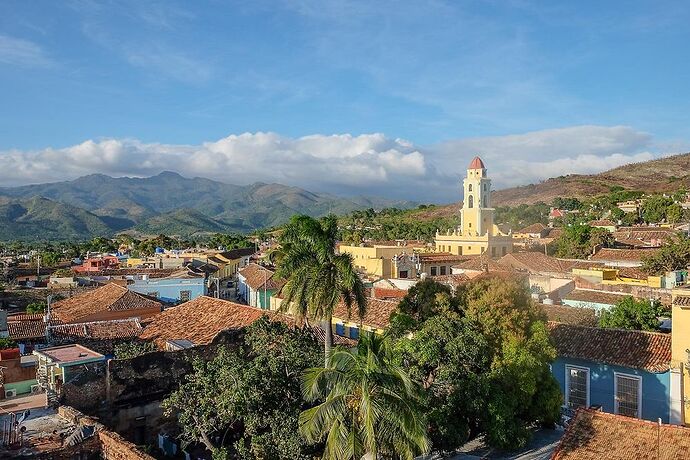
<box><xmin>147</xmin><ymin>291</ymin><xmax>159</xmax><ymax>298</ymax></box>
<box><xmin>335</xmin><ymin>323</ymin><xmax>345</xmax><ymax>336</ymax></box>
<box><xmin>440</xmin><ymin>266</ymin><xmax>446</xmax><ymax>275</ymax></box>
<box><xmin>565</xmin><ymin>366</ymin><xmax>589</xmax><ymax>409</ymax></box>
<box><xmin>468</xmin><ymin>184</ymin><xmax>473</xmax><ymax>192</ymax></box>
<box><xmin>430</xmin><ymin>267</ymin><xmax>437</xmax><ymax>276</ymax></box>
<box><xmin>180</xmin><ymin>290</ymin><xmax>191</xmax><ymax>302</ymax></box>
<box><xmin>399</xmin><ymin>270</ymin><xmax>408</xmax><ymax>279</ymax></box>
<box><xmin>468</xmin><ymin>195</ymin><xmax>474</xmax><ymax>208</ymax></box>
<box><xmin>483</xmin><ymin>183</ymin><xmax>487</xmax><ymax>191</ymax></box>
<box><xmin>615</xmin><ymin>373</ymin><xmax>641</xmax><ymax>418</ymax></box>
<box><xmin>349</xmin><ymin>327</ymin><xmax>360</xmax><ymax>339</ymax></box>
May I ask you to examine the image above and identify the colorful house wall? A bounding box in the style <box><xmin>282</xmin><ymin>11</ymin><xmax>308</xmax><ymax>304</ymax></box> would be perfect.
<box><xmin>128</xmin><ymin>277</ymin><xmax>206</xmax><ymax>304</ymax></box>
<box><xmin>552</xmin><ymin>357</ymin><xmax>672</xmax><ymax>423</ymax></box>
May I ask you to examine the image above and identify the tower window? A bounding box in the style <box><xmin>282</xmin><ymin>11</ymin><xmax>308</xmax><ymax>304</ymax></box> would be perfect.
<box><xmin>483</xmin><ymin>184</ymin><xmax>487</xmax><ymax>191</ymax></box>
<box><xmin>468</xmin><ymin>184</ymin><xmax>473</xmax><ymax>192</ymax></box>
<box><xmin>468</xmin><ymin>195</ymin><xmax>474</xmax><ymax>208</ymax></box>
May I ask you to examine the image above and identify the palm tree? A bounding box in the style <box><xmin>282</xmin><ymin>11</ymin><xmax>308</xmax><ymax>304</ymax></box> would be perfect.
<box><xmin>299</xmin><ymin>333</ymin><xmax>430</xmax><ymax>460</ymax></box>
<box><xmin>275</xmin><ymin>215</ymin><xmax>366</xmax><ymax>364</ymax></box>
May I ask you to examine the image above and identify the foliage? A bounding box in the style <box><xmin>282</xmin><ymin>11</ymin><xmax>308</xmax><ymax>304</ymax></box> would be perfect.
<box><xmin>552</xmin><ymin>197</ymin><xmax>582</xmax><ymax>211</ymax></box>
<box><xmin>641</xmin><ymin>235</ymin><xmax>690</xmax><ymax>274</ymax></box>
<box><xmin>388</xmin><ymin>279</ymin><xmax>455</xmax><ymax>335</ymax></box>
<box><xmin>0</xmin><ymin>338</ymin><xmax>17</xmax><ymax>350</ymax></box>
<box><xmin>394</xmin><ymin>278</ymin><xmax>561</xmax><ymax>451</ymax></box>
<box><xmin>300</xmin><ymin>333</ymin><xmax>430</xmax><ymax>460</ymax></box>
<box><xmin>553</xmin><ymin>224</ymin><xmax>614</xmax><ymax>259</ymax></box>
<box><xmin>640</xmin><ymin>195</ymin><xmax>674</xmax><ymax>223</ymax></box>
<box><xmin>494</xmin><ymin>203</ymin><xmax>550</xmax><ymax>229</ymax></box>
<box><xmin>275</xmin><ymin>215</ymin><xmax>366</xmax><ymax>365</ymax></box>
<box><xmin>114</xmin><ymin>341</ymin><xmax>157</xmax><ymax>359</ymax></box>
<box><xmin>26</xmin><ymin>302</ymin><xmax>47</xmax><ymax>314</ymax></box>
<box><xmin>163</xmin><ymin>318</ymin><xmax>321</xmax><ymax>459</ymax></box>
<box><xmin>208</xmin><ymin>233</ymin><xmax>253</xmax><ymax>251</ymax></box>
<box><xmin>599</xmin><ymin>296</ymin><xmax>665</xmax><ymax>331</ymax></box>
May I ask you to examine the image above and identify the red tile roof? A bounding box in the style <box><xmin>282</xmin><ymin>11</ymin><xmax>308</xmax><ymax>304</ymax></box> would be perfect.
<box><xmin>538</xmin><ymin>304</ymin><xmax>597</xmax><ymax>327</ymax></box>
<box><xmin>590</xmin><ymin>248</ymin><xmax>660</xmax><ymax>262</ymax></box>
<box><xmin>239</xmin><ymin>264</ymin><xmax>285</xmax><ymax>291</ymax></box>
<box><xmin>47</xmin><ymin>318</ymin><xmax>143</xmax><ymax>341</ymax></box>
<box><xmin>552</xmin><ymin>408</ymin><xmax>690</xmax><ymax>460</ymax></box>
<box><xmin>430</xmin><ymin>273</ymin><xmax>471</xmax><ymax>287</ymax></box>
<box><xmin>50</xmin><ymin>283</ymin><xmax>162</xmax><ymax>324</ymax></box>
<box><xmin>372</xmin><ymin>287</ymin><xmax>408</xmax><ymax>300</ymax></box>
<box><xmin>563</xmin><ymin>289</ymin><xmax>631</xmax><ymax>306</ymax></box>
<box><xmin>8</xmin><ymin>319</ymin><xmax>47</xmax><ymax>340</ymax></box>
<box><xmin>453</xmin><ymin>255</ymin><xmax>509</xmax><ymax>272</ymax></box>
<box><xmin>498</xmin><ymin>252</ymin><xmax>572</xmax><ymax>274</ymax></box>
<box><xmin>674</xmin><ymin>295</ymin><xmax>690</xmax><ymax>307</ymax></box>
<box><xmin>468</xmin><ymin>156</ymin><xmax>486</xmax><ymax>169</ymax></box>
<box><xmin>515</xmin><ymin>223</ymin><xmax>547</xmax><ymax>234</ymax></box>
<box><xmin>418</xmin><ymin>252</ymin><xmax>473</xmax><ymax>263</ymax></box>
<box><xmin>547</xmin><ymin>322</ymin><xmax>671</xmax><ymax>372</ymax></box>
<box><xmin>139</xmin><ymin>296</ymin><xmax>266</xmax><ymax>347</ymax></box>
<box><xmin>332</xmin><ymin>298</ymin><xmax>399</xmax><ymax>330</ymax></box>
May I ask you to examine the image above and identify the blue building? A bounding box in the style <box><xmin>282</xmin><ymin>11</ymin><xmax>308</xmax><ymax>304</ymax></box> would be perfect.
<box><xmin>548</xmin><ymin>322</ymin><xmax>675</xmax><ymax>423</ymax></box>
<box><xmin>128</xmin><ymin>270</ymin><xmax>207</xmax><ymax>304</ymax></box>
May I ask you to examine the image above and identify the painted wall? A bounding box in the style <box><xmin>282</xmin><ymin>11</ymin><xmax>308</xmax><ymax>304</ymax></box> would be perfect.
<box><xmin>562</xmin><ymin>299</ymin><xmax>615</xmax><ymax>312</ymax></box>
<box><xmin>4</xmin><ymin>379</ymin><xmax>38</xmax><ymax>395</ymax></box>
<box><xmin>552</xmin><ymin>357</ymin><xmax>671</xmax><ymax>423</ymax></box>
<box><xmin>128</xmin><ymin>277</ymin><xmax>206</xmax><ymax>304</ymax></box>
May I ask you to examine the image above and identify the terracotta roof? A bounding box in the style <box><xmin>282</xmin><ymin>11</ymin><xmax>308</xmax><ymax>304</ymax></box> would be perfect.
<box><xmin>50</xmin><ymin>283</ymin><xmax>162</xmax><ymax>324</ymax></box>
<box><xmin>419</xmin><ymin>252</ymin><xmax>473</xmax><ymax>263</ymax></box>
<box><xmin>217</xmin><ymin>247</ymin><xmax>256</xmax><ymax>260</ymax></box>
<box><xmin>372</xmin><ymin>287</ymin><xmax>408</xmax><ymax>300</ymax></box>
<box><xmin>453</xmin><ymin>255</ymin><xmax>509</xmax><ymax>272</ymax></box>
<box><xmin>674</xmin><ymin>295</ymin><xmax>690</xmax><ymax>307</ymax></box>
<box><xmin>552</xmin><ymin>408</ymin><xmax>690</xmax><ymax>460</ymax></box>
<box><xmin>429</xmin><ymin>273</ymin><xmax>471</xmax><ymax>287</ymax></box>
<box><xmin>590</xmin><ymin>248</ymin><xmax>660</xmax><ymax>262</ymax></box>
<box><xmin>332</xmin><ymin>298</ymin><xmax>399</xmax><ymax>329</ymax></box>
<box><xmin>239</xmin><ymin>264</ymin><xmax>285</xmax><ymax>291</ymax></box>
<box><xmin>77</xmin><ymin>268</ymin><xmax>180</xmax><ymax>278</ymax></box>
<box><xmin>544</xmin><ymin>227</ymin><xmax>563</xmax><ymax>239</ymax></box>
<box><xmin>539</xmin><ymin>304</ymin><xmax>597</xmax><ymax>327</ymax></box>
<box><xmin>547</xmin><ymin>322</ymin><xmax>671</xmax><ymax>372</ymax></box>
<box><xmin>516</xmin><ymin>222</ymin><xmax>547</xmax><ymax>234</ymax></box>
<box><xmin>47</xmin><ymin>318</ymin><xmax>143</xmax><ymax>341</ymax></box>
<box><xmin>549</xmin><ymin>209</ymin><xmax>565</xmax><ymax>218</ymax></box>
<box><xmin>309</xmin><ymin>326</ymin><xmax>358</xmax><ymax>347</ymax></box>
<box><xmin>139</xmin><ymin>296</ymin><xmax>266</xmax><ymax>347</ymax></box>
<box><xmin>498</xmin><ymin>252</ymin><xmax>572</xmax><ymax>274</ymax></box>
<box><xmin>8</xmin><ymin>313</ymin><xmax>45</xmax><ymax>321</ymax></box>
<box><xmin>616</xmin><ymin>266</ymin><xmax>648</xmax><ymax>280</ymax></box>
<box><xmin>563</xmin><ymin>289</ymin><xmax>632</xmax><ymax>306</ymax></box>
<box><xmin>468</xmin><ymin>156</ymin><xmax>486</xmax><ymax>169</ymax></box>
<box><xmin>588</xmin><ymin>219</ymin><xmax>616</xmax><ymax>227</ymax></box>
<box><xmin>8</xmin><ymin>319</ymin><xmax>47</xmax><ymax>340</ymax></box>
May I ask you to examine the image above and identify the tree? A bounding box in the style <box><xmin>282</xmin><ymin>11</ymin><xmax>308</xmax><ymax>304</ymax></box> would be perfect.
<box><xmin>0</xmin><ymin>338</ymin><xmax>17</xmax><ymax>350</ymax></box>
<box><xmin>641</xmin><ymin>235</ymin><xmax>690</xmax><ymax>274</ymax></box>
<box><xmin>114</xmin><ymin>341</ymin><xmax>156</xmax><ymax>359</ymax></box>
<box><xmin>599</xmin><ymin>296</ymin><xmax>664</xmax><ymax>331</ymax></box>
<box><xmin>300</xmin><ymin>333</ymin><xmax>430</xmax><ymax>460</ymax></box>
<box><xmin>388</xmin><ymin>279</ymin><xmax>455</xmax><ymax>335</ymax></box>
<box><xmin>394</xmin><ymin>278</ymin><xmax>561</xmax><ymax>451</ymax></box>
<box><xmin>641</xmin><ymin>195</ymin><xmax>673</xmax><ymax>223</ymax></box>
<box><xmin>163</xmin><ymin>318</ymin><xmax>321</xmax><ymax>459</ymax></box>
<box><xmin>276</xmin><ymin>215</ymin><xmax>366</xmax><ymax>365</ymax></box>
<box><xmin>554</xmin><ymin>224</ymin><xmax>613</xmax><ymax>259</ymax></box>
<box><xmin>26</xmin><ymin>302</ymin><xmax>46</xmax><ymax>314</ymax></box>
<box><xmin>667</xmin><ymin>203</ymin><xmax>683</xmax><ymax>224</ymax></box>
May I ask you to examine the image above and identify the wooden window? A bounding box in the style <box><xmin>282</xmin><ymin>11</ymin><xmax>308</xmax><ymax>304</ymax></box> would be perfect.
<box><xmin>180</xmin><ymin>290</ymin><xmax>191</xmax><ymax>302</ymax></box>
<box><xmin>440</xmin><ymin>266</ymin><xmax>446</xmax><ymax>275</ymax></box>
<box><xmin>430</xmin><ymin>267</ymin><xmax>437</xmax><ymax>276</ymax></box>
<box><xmin>615</xmin><ymin>373</ymin><xmax>641</xmax><ymax>418</ymax></box>
<box><xmin>565</xmin><ymin>366</ymin><xmax>589</xmax><ymax>409</ymax></box>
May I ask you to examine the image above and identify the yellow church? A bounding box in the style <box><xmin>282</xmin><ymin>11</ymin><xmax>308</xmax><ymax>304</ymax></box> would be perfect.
<box><xmin>434</xmin><ymin>156</ymin><xmax>513</xmax><ymax>257</ymax></box>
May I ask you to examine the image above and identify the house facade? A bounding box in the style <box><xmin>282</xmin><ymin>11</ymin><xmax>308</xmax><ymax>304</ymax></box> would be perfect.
<box><xmin>548</xmin><ymin>322</ymin><xmax>675</xmax><ymax>423</ymax></box>
<box><xmin>127</xmin><ymin>271</ymin><xmax>206</xmax><ymax>304</ymax></box>
<box><xmin>237</xmin><ymin>264</ymin><xmax>284</xmax><ymax>309</ymax></box>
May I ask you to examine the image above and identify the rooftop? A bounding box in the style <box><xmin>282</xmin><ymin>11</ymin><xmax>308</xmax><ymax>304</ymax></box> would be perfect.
<box><xmin>418</xmin><ymin>252</ymin><xmax>474</xmax><ymax>263</ymax></box>
<box><xmin>332</xmin><ymin>297</ymin><xmax>400</xmax><ymax>330</ymax></box>
<box><xmin>239</xmin><ymin>263</ymin><xmax>285</xmax><ymax>291</ymax></box>
<box><xmin>498</xmin><ymin>251</ymin><xmax>574</xmax><ymax>274</ymax></box>
<box><xmin>539</xmin><ymin>304</ymin><xmax>597</xmax><ymax>327</ymax></box>
<box><xmin>468</xmin><ymin>156</ymin><xmax>486</xmax><ymax>169</ymax></box>
<box><xmin>515</xmin><ymin>222</ymin><xmax>547</xmax><ymax>234</ymax></box>
<box><xmin>547</xmin><ymin>322</ymin><xmax>671</xmax><ymax>372</ymax></box>
<box><xmin>552</xmin><ymin>408</ymin><xmax>690</xmax><ymax>459</ymax></box>
<box><xmin>34</xmin><ymin>344</ymin><xmax>104</xmax><ymax>365</ymax></box>
<box><xmin>562</xmin><ymin>289</ymin><xmax>631</xmax><ymax>306</ymax></box>
<box><xmin>47</xmin><ymin>318</ymin><xmax>143</xmax><ymax>341</ymax></box>
<box><xmin>590</xmin><ymin>247</ymin><xmax>660</xmax><ymax>262</ymax></box>
<box><xmin>139</xmin><ymin>296</ymin><xmax>266</xmax><ymax>347</ymax></box>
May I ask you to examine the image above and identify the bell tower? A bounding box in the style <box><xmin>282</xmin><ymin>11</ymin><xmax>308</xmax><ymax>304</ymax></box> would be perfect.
<box><xmin>461</xmin><ymin>156</ymin><xmax>493</xmax><ymax>236</ymax></box>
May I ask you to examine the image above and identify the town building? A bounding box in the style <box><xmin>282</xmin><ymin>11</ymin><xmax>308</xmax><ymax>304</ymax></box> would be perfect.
<box><xmin>0</xmin><ymin>348</ymin><xmax>37</xmax><ymax>398</ymax></box>
<box><xmin>339</xmin><ymin>241</ymin><xmax>429</xmax><ymax>278</ymax></box>
<box><xmin>206</xmin><ymin>247</ymin><xmax>256</xmax><ymax>280</ymax></box>
<box><xmin>237</xmin><ymin>263</ymin><xmax>284</xmax><ymax>309</ymax></box>
<box><xmin>127</xmin><ymin>270</ymin><xmax>207</xmax><ymax>303</ymax></box>
<box><xmin>561</xmin><ymin>289</ymin><xmax>631</xmax><ymax>311</ymax></box>
<box><xmin>548</xmin><ymin>322</ymin><xmax>675</xmax><ymax>423</ymax></box>
<box><xmin>552</xmin><ymin>408</ymin><xmax>690</xmax><ymax>460</ymax></box>
<box><xmin>512</xmin><ymin>222</ymin><xmax>549</xmax><ymax>240</ymax></box>
<box><xmin>671</xmin><ymin>287</ymin><xmax>690</xmax><ymax>425</ymax></box>
<box><xmin>590</xmin><ymin>247</ymin><xmax>661</xmax><ymax>268</ymax></box>
<box><xmin>434</xmin><ymin>157</ymin><xmax>513</xmax><ymax>257</ymax></box>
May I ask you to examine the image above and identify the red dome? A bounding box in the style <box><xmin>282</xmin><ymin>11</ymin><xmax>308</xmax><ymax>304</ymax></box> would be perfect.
<box><xmin>468</xmin><ymin>156</ymin><xmax>486</xmax><ymax>169</ymax></box>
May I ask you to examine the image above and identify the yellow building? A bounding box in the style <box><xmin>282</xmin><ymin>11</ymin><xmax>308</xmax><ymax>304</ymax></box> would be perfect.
<box><xmin>434</xmin><ymin>156</ymin><xmax>513</xmax><ymax>257</ymax></box>
<box><xmin>671</xmin><ymin>287</ymin><xmax>690</xmax><ymax>425</ymax></box>
<box><xmin>338</xmin><ymin>241</ymin><xmax>428</xmax><ymax>278</ymax></box>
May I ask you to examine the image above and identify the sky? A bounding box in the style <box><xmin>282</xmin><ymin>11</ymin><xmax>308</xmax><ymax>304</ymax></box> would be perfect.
<box><xmin>1</xmin><ymin>0</ymin><xmax>690</xmax><ymax>202</ymax></box>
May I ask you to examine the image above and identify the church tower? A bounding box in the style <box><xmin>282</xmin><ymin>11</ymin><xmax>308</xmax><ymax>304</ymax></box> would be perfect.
<box><xmin>434</xmin><ymin>156</ymin><xmax>513</xmax><ymax>257</ymax></box>
<box><xmin>461</xmin><ymin>156</ymin><xmax>494</xmax><ymax>236</ymax></box>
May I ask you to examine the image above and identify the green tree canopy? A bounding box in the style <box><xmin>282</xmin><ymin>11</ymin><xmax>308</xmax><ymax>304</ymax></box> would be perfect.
<box><xmin>300</xmin><ymin>333</ymin><xmax>430</xmax><ymax>460</ymax></box>
<box><xmin>163</xmin><ymin>318</ymin><xmax>321</xmax><ymax>459</ymax></box>
<box><xmin>26</xmin><ymin>302</ymin><xmax>46</xmax><ymax>314</ymax></box>
<box><xmin>599</xmin><ymin>296</ymin><xmax>665</xmax><ymax>331</ymax></box>
<box><xmin>641</xmin><ymin>235</ymin><xmax>690</xmax><ymax>274</ymax></box>
<box><xmin>394</xmin><ymin>278</ymin><xmax>561</xmax><ymax>451</ymax></box>
<box><xmin>553</xmin><ymin>224</ymin><xmax>614</xmax><ymax>259</ymax></box>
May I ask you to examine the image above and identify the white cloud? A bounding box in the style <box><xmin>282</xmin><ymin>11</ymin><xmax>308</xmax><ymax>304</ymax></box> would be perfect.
<box><xmin>0</xmin><ymin>126</ymin><xmax>677</xmax><ymax>202</ymax></box>
<box><xmin>0</xmin><ymin>34</ymin><xmax>52</xmax><ymax>67</ymax></box>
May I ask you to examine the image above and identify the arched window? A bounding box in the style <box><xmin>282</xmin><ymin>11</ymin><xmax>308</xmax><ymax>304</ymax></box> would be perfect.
<box><xmin>468</xmin><ymin>195</ymin><xmax>474</xmax><ymax>208</ymax></box>
<box><xmin>468</xmin><ymin>184</ymin><xmax>473</xmax><ymax>192</ymax></box>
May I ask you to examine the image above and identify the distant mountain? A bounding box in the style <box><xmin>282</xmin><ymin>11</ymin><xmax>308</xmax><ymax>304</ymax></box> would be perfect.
<box><xmin>0</xmin><ymin>172</ymin><xmax>416</xmax><ymax>240</ymax></box>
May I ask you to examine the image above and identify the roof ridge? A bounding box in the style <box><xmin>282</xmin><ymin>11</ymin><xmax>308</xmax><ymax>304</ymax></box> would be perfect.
<box><xmin>547</xmin><ymin>320</ymin><xmax>670</xmax><ymax>337</ymax></box>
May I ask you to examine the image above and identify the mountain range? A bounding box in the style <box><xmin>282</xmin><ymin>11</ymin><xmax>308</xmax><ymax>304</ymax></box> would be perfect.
<box><xmin>0</xmin><ymin>172</ymin><xmax>416</xmax><ymax>240</ymax></box>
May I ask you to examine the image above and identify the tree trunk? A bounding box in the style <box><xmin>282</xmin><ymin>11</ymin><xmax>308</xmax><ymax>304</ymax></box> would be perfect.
<box><xmin>323</xmin><ymin>315</ymin><xmax>333</xmax><ymax>366</ymax></box>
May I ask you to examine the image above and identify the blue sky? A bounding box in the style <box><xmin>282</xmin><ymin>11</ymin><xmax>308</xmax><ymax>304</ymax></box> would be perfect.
<box><xmin>1</xmin><ymin>0</ymin><xmax>690</xmax><ymax>201</ymax></box>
